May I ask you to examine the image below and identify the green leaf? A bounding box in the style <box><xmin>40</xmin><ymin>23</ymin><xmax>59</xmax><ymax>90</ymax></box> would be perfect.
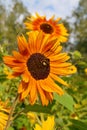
<box><xmin>23</xmin><ymin>102</ymin><xmax>55</xmax><ymax>114</ymax></box>
<box><xmin>54</xmin><ymin>93</ymin><xmax>75</xmax><ymax>111</ymax></box>
<box><xmin>8</xmin><ymin>127</ymin><xmax>14</xmax><ymax>130</ymax></box>
<box><xmin>70</xmin><ymin>119</ymin><xmax>87</xmax><ymax>130</ymax></box>
<box><xmin>14</xmin><ymin>115</ymin><xmax>31</xmax><ymax>130</ymax></box>
<box><xmin>0</xmin><ymin>74</ymin><xmax>7</xmax><ymax>82</ymax></box>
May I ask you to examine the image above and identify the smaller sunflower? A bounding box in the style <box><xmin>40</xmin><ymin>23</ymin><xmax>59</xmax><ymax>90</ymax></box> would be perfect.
<box><xmin>84</xmin><ymin>68</ymin><xmax>87</xmax><ymax>75</ymax></box>
<box><xmin>27</xmin><ymin>112</ymin><xmax>36</xmax><ymax>124</ymax></box>
<box><xmin>3</xmin><ymin>31</ymin><xmax>76</xmax><ymax>105</ymax></box>
<box><xmin>0</xmin><ymin>100</ymin><xmax>10</xmax><ymax>130</ymax></box>
<box><xmin>34</xmin><ymin>116</ymin><xmax>55</xmax><ymax>130</ymax></box>
<box><xmin>24</xmin><ymin>13</ymin><xmax>69</xmax><ymax>43</ymax></box>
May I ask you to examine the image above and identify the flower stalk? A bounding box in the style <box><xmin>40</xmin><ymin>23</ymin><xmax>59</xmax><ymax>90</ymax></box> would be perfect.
<box><xmin>4</xmin><ymin>94</ymin><xmax>19</xmax><ymax>130</ymax></box>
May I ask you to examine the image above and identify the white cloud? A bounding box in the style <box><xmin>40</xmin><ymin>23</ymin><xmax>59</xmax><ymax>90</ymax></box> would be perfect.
<box><xmin>2</xmin><ymin>0</ymin><xmax>80</xmax><ymax>19</ymax></box>
<box><xmin>22</xmin><ymin>0</ymin><xmax>80</xmax><ymax>19</ymax></box>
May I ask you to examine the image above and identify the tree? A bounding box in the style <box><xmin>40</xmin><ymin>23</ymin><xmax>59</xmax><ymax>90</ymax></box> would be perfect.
<box><xmin>72</xmin><ymin>0</ymin><xmax>87</xmax><ymax>54</ymax></box>
<box><xmin>0</xmin><ymin>0</ymin><xmax>30</xmax><ymax>53</ymax></box>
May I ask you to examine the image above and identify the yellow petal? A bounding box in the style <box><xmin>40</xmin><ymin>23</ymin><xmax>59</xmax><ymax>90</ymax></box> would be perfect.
<box><xmin>40</xmin><ymin>76</ymin><xmax>64</xmax><ymax>95</ymax></box>
<box><xmin>29</xmin><ymin>78</ymin><xmax>37</xmax><ymax>105</ymax></box>
<box><xmin>37</xmin><ymin>82</ymin><xmax>49</xmax><ymax>106</ymax></box>
<box><xmin>34</xmin><ymin>124</ymin><xmax>42</xmax><ymax>130</ymax></box>
<box><xmin>50</xmin><ymin>73</ymin><xmax>69</xmax><ymax>87</ymax></box>
<box><xmin>17</xmin><ymin>35</ymin><xmax>29</xmax><ymax>55</ymax></box>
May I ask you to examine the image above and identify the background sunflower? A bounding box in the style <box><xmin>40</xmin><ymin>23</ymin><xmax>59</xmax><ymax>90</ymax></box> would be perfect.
<box><xmin>0</xmin><ymin>100</ymin><xmax>10</xmax><ymax>130</ymax></box>
<box><xmin>24</xmin><ymin>13</ymin><xmax>69</xmax><ymax>43</ymax></box>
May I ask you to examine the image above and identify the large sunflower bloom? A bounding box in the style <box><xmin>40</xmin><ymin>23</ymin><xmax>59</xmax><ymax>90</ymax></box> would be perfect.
<box><xmin>3</xmin><ymin>31</ymin><xmax>76</xmax><ymax>105</ymax></box>
<box><xmin>24</xmin><ymin>13</ymin><xmax>69</xmax><ymax>43</ymax></box>
<box><xmin>0</xmin><ymin>100</ymin><xmax>10</xmax><ymax>130</ymax></box>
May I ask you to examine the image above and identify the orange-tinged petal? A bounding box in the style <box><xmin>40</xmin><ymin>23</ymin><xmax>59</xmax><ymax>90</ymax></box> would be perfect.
<box><xmin>17</xmin><ymin>35</ymin><xmax>29</xmax><ymax>56</ymax></box>
<box><xmin>29</xmin><ymin>78</ymin><xmax>37</xmax><ymax>105</ymax></box>
<box><xmin>49</xmin><ymin>53</ymin><xmax>68</xmax><ymax>62</ymax></box>
<box><xmin>37</xmin><ymin>82</ymin><xmax>49</xmax><ymax>105</ymax></box>
<box><xmin>22</xmin><ymin>70</ymin><xmax>30</xmax><ymax>82</ymax></box>
<box><xmin>50</xmin><ymin>65</ymin><xmax>77</xmax><ymax>76</ymax></box>
<box><xmin>50</xmin><ymin>55</ymin><xmax>70</xmax><ymax>64</ymax></box>
<box><xmin>45</xmin><ymin>92</ymin><xmax>53</xmax><ymax>102</ymax></box>
<box><xmin>28</xmin><ymin>31</ymin><xmax>38</xmax><ymax>53</ymax></box>
<box><xmin>42</xmin><ymin>39</ymin><xmax>58</xmax><ymax>54</ymax></box>
<box><xmin>18</xmin><ymin>81</ymin><xmax>28</xmax><ymax>93</ymax></box>
<box><xmin>12</xmin><ymin>66</ymin><xmax>26</xmax><ymax>73</ymax></box>
<box><xmin>40</xmin><ymin>76</ymin><xmax>64</xmax><ymax>95</ymax></box>
<box><xmin>21</xmin><ymin>84</ymin><xmax>31</xmax><ymax>99</ymax></box>
<box><xmin>50</xmin><ymin>62</ymin><xmax>72</xmax><ymax>68</ymax></box>
<box><xmin>7</xmin><ymin>72</ymin><xmax>22</xmax><ymax>79</ymax></box>
<box><xmin>50</xmin><ymin>73</ymin><xmax>69</xmax><ymax>87</ymax></box>
<box><xmin>3</xmin><ymin>56</ymin><xmax>25</xmax><ymax>68</ymax></box>
<box><xmin>39</xmin><ymin>34</ymin><xmax>50</xmax><ymax>53</ymax></box>
<box><xmin>35</xmin><ymin>31</ymin><xmax>45</xmax><ymax>52</ymax></box>
<box><xmin>12</xmin><ymin>51</ymin><xmax>26</xmax><ymax>61</ymax></box>
<box><xmin>18</xmin><ymin>81</ymin><xmax>24</xmax><ymax>93</ymax></box>
<box><xmin>52</xmin><ymin>45</ymin><xmax>62</xmax><ymax>54</ymax></box>
<box><xmin>3</xmin><ymin>56</ymin><xmax>16</xmax><ymax>68</ymax></box>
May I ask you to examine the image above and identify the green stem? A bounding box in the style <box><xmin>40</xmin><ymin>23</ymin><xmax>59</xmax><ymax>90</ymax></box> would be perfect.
<box><xmin>4</xmin><ymin>94</ymin><xmax>19</xmax><ymax>130</ymax></box>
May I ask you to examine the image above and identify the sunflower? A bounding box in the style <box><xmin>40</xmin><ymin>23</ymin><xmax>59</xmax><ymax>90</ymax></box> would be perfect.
<box><xmin>34</xmin><ymin>116</ymin><xmax>55</xmax><ymax>130</ymax></box>
<box><xmin>3</xmin><ymin>31</ymin><xmax>76</xmax><ymax>105</ymax></box>
<box><xmin>0</xmin><ymin>100</ymin><xmax>10</xmax><ymax>130</ymax></box>
<box><xmin>24</xmin><ymin>13</ymin><xmax>69</xmax><ymax>43</ymax></box>
<box><xmin>27</xmin><ymin>112</ymin><xmax>36</xmax><ymax>124</ymax></box>
<box><xmin>84</xmin><ymin>68</ymin><xmax>87</xmax><ymax>75</ymax></box>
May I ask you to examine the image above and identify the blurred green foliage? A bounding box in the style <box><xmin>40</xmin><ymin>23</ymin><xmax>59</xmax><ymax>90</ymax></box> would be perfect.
<box><xmin>71</xmin><ymin>0</ymin><xmax>87</xmax><ymax>54</ymax></box>
<box><xmin>0</xmin><ymin>0</ymin><xmax>30</xmax><ymax>53</ymax></box>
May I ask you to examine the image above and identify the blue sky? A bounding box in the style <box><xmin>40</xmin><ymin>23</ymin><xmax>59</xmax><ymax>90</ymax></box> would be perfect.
<box><xmin>22</xmin><ymin>0</ymin><xmax>80</xmax><ymax>19</ymax></box>
<box><xmin>2</xmin><ymin>0</ymin><xmax>80</xmax><ymax>19</ymax></box>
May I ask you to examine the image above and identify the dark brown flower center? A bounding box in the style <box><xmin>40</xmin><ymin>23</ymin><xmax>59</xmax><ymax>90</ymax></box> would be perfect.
<box><xmin>40</xmin><ymin>23</ymin><xmax>54</xmax><ymax>34</ymax></box>
<box><xmin>27</xmin><ymin>53</ymin><xmax>50</xmax><ymax>80</ymax></box>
